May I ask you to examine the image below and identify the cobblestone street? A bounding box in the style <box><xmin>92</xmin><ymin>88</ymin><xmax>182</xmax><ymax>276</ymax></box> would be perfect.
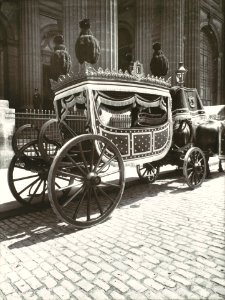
<box><xmin>0</xmin><ymin>165</ymin><xmax>225</xmax><ymax>300</ymax></box>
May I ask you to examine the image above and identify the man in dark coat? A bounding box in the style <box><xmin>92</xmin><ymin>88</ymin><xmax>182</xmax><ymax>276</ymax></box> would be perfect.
<box><xmin>33</xmin><ymin>88</ymin><xmax>42</xmax><ymax>110</ymax></box>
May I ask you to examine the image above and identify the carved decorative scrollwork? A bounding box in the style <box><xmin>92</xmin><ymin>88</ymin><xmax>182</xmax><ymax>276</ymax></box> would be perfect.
<box><xmin>50</xmin><ymin>61</ymin><xmax>171</xmax><ymax>91</ymax></box>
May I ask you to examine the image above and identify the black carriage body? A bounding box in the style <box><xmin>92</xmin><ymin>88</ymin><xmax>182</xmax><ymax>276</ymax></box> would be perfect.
<box><xmin>170</xmin><ymin>86</ymin><xmax>206</xmax><ymax>122</ymax></box>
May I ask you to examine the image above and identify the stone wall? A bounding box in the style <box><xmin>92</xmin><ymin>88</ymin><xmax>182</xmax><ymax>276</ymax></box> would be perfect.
<box><xmin>0</xmin><ymin>100</ymin><xmax>15</xmax><ymax>168</ymax></box>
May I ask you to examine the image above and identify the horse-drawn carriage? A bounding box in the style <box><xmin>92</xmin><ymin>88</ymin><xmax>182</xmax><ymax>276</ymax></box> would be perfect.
<box><xmin>8</xmin><ymin>62</ymin><xmax>225</xmax><ymax>229</ymax></box>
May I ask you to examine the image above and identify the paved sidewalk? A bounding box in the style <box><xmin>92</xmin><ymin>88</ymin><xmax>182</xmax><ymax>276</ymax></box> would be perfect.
<box><xmin>0</xmin><ymin>156</ymin><xmax>221</xmax><ymax>219</ymax></box>
<box><xmin>1</xmin><ymin>160</ymin><xmax>181</xmax><ymax>219</ymax></box>
<box><xmin>0</xmin><ymin>161</ymin><xmax>224</xmax><ymax>300</ymax></box>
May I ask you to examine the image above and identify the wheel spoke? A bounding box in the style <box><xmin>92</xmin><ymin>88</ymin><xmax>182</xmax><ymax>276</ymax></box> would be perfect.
<box><xmin>149</xmin><ymin>170</ymin><xmax>154</xmax><ymax>176</ymax></box>
<box><xmin>198</xmin><ymin>167</ymin><xmax>204</xmax><ymax>175</ymax></box>
<box><xmin>96</xmin><ymin>186</ymin><xmax>114</xmax><ymax>204</ymax></box>
<box><xmin>57</xmin><ymin>180</ymin><xmax>81</xmax><ymax>192</ymax></box>
<box><xmin>57</xmin><ymin>170</ymin><xmax>83</xmax><ymax>180</ymax></box>
<box><xmin>93</xmin><ymin>144</ymin><xmax>108</xmax><ymax>172</ymax></box>
<box><xmin>97</xmin><ymin>155</ymin><xmax>116</xmax><ymax>173</ymax></box>
<box><xmin>55</xmin><ymin>175</ymin><xmax>74</xmax><ymax>182</ymax></box>
<box><xmin>139</xmin><ymin>167</ymin><xmax>145</xmax><ymax>171</ymax></box>
<box><xmin>28</xmin><ymin>179</ymin><xmax>43</xmax><ymax>203</ymax></box>
<box><xmin>194</xmin><ymin>172</ymin><xmax>198</xmax><ymax>185</ymax></box>
<box><xmin>90</xmin><ymin>140</ymin><xmax>95</xmax><ymax>171</ymax></box>
<box><xmin>55</xmin><ymin>182</ymin><xmax>62</xmax><ymax>189</ymax></box>
<box><xmin>41</xmin><ymin>180</ymin><xmax>47</xmax><ymax>202</ymax></box>
<box><xmin>93</xmin><ymin>187</ymin><xmax>104</xmax><ymax>215</ymax></box>
<box><xmin>189</xmin><ymin>172</ymin><xmax>195</xmax><ymax>185</ymax></box>
<box><xmin>142</xmin><ymin>169</ymin><xmax>148</xmax><ymax>177</ymax></box>
<box><xmin>72</xmin><ymin>187</ymin><xmax>88</xmax><ymax>220</ymax></box>
<box><xmin>99</xmin><ymin>169</ymin><xmax>120</xmax><ymax>178</ymax></box>
<box><xmin>78</xmin><ymin>142</ymin><xmax>89</xmax><ymax>173</ymax></box>
<box><xmin>191</xmin><ymin>172</ymin><xmax>197</xmax><ymax>185</ymax></box>
<box><xmin>14</xmin><ymin>164</ymin><xmax>26</xmax><ymax>170</ymax></box>
<box><xmin>190</xmin><ymin>155</ymin><xmax>195</xmax><ymax>164</ymax></box>
<box><xmin>198</xmin><ymin>157</ymin><xmax>204</xmax><ymax>164</ymax></box>
<box><xmin>188</xmin><ymin>170</ymin><xmax>194</xmax><ymax>179</ymax></box>
<box><xmin>18</xmin><ymin>177</ymin><xmax>40</xmax><ymax>195</ymax></box>
<box><xmin>187</xmin><ymin>161</ymin><xmax>194</xmax><ymax>167</ymax></box>
<box><xmin>62</xmin><ymin>186</ymin><xmax>84</xmax><ymax>207</ymax></box>
<box><xmin>66</xmin><ymin>154</ymin><xmax>87</xmax><ymax>177</ymax></box>
<box><xmin>87</xmin><ymin>188</ymin><xmax>91</xmax><ymax>221</ymax></box>
<box><xmin>13</xmin><ymin>174</ymin><xmax>39</xmax><ymax>182</ymax></box>
<box><xmin>195</xmin><ymin>171</ymin><xmax>201</xmax><ymax>183</ymax></box>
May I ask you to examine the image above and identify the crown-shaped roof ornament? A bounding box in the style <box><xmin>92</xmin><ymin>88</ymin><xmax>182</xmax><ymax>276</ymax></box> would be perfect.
<box><xmin>50</xmin><ymin>61</ymin><xmax>171</xmax><ymax>91</ymax></box>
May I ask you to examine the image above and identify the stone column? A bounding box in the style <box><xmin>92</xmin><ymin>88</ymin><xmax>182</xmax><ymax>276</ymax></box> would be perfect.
<box><xmin>161</xmin><ymin>0</ymin><xmax>184</xmax><ymax>83</ymax></box>
<box><xmin>19</xmin><ymin>0</ymin><xmax>41</xmax><ymax>109</ymax></box>
<box><xmin>217</xmin><ymin>53</ymin><xmax>222</xmax><ymax>105</ymax></box>
<box><xmin>62</xmin><ymin>0</ymin><xmax>87</xmax><ymax>75</ymax></box>
<box><xmin>184</xmin><ymin>0</ymin><xmax>200</xmax><ymax>90</ymax></box>
<box><xmin>134</xmin><ymin>0</ymin><xmax>153</xmax><ymax>75</ymax></box>
<box><xmin>0</xmin><ymin>100</ymin><xmax>15</xmax><ymax>168</ymax></box>
<box><xmin>88</xmin><ymin>0</ymin><xmax>118</xmax><ymax>70</ymax></box>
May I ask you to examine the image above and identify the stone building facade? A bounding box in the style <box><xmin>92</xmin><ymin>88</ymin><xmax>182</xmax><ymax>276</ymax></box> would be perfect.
<box><xmin>0</xmin><ymin>0</ymin><xmax>224</xmax><ymax>110</ymax></box>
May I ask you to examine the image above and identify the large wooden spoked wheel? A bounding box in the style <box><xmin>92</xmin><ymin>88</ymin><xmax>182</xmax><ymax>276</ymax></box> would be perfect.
<box><xmin>136</xmin><ymin>163</ymin><xmax>160</xmax><ymax>183</ymax></box>
<box><xmin>8</xmin><ymin>140</ymin><xmax>71</xmax><ymax>205</ymax></box>
<box><xmin>8</xmin><ymin>140</ymin><xmax>49</xmax><ymax>205</ymax></box>
<box><xmin>183</xmin><ymin>147</ymin><xmax>206</xmax><ymax>189</ymax></box>
<box><xmin>48</xmin><ymin>134</ymin><xmax>125</xmax><ymax>229</ymax></box>
<box><xmin>38</xmin><ymin>119</ymin><xmax>62</xmax><ymax>162</ymax></box>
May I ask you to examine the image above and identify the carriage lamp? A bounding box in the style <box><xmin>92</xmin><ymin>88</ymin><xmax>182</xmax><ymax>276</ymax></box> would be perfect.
<box><xmin>175</xmin><ymin>62</ymin><xmax>187</xmax><ymax>87</ymax></box>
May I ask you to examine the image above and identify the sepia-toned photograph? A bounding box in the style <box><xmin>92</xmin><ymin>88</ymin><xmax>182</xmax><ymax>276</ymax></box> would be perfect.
<box><xmin>0</xmin><ymin>0</ymin><xmax>224</xmax><ymax>299</ymax></box>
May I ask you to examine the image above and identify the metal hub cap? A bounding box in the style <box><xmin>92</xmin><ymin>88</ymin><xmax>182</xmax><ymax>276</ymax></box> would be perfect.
<box><xmin>86</xmin><ymin>172</ymin><xmax>101</xmax><ymax>185</ymax></box>
<box><xmin>194</xmin><ymin>164</ymin><xmax>202</xmax><ymax>174</ymax></box>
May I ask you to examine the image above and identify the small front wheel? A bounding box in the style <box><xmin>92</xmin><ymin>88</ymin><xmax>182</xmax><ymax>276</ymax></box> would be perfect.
<box><xmin>48</xmin><ymin>134</ymin><xmax>125</xmax><ymax>229</ymax></box>
<box><xmin>183</xmin><ymin>147</ymin><xmax>206</xmax><ymax>189</ymax></box>
<box><xmin>136</xmin><ymin>163</ymin><xmax>160</xmax><ymax>183</ymax></box>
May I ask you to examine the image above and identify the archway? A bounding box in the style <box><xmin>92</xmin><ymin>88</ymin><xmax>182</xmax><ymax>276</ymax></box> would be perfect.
<box><xmin>200</xmin><ymin>26</ymin><xmax>218</xmax><ymax>106</ymax></box>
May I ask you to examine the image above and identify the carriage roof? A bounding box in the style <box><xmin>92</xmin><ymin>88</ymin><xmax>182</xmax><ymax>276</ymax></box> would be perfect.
<box><xmin>51</xmin><ymin>62</ymin><xmax>172</xmax><ymax>102</ymax></box>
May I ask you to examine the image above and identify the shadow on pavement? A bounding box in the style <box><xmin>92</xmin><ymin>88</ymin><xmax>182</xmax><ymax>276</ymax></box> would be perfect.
<box><xmin>2</xmin><ymin>169</ymin><xmax>224</xmax><ymax>250</ymax></box>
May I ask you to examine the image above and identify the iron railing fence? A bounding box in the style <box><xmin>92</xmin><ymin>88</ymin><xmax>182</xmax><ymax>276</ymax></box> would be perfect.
<box><xmin>15</xmin><ymin>109</ymin><xmax>87</xmax><ymax>132</ymax></box>
<box><xmin>13</xmin><ymin>109</ymin><xmax>86</xmax><ymax>154</ymax></box>
<box><xmin>7</xmin><ymin>109</ymin><xmax>132</xmax><ymax>156</ymax></box>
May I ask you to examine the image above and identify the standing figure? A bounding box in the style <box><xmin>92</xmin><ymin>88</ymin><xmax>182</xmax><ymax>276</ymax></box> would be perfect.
<box><xmin>33</xmin><ymin>88</ymin><xmax>42</xmax><ymax>110</ymax></box>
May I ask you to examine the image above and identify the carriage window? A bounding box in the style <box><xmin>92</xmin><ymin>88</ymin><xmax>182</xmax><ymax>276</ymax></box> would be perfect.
<box><xmin>97</xmin><ymin>93</ymin><xmax>168</xmax><ymax>129</ymax></box>
<box><xmin>98</xmin><ymin>104</ymin><xmax>132</xmax><ymax>128</ymax></box>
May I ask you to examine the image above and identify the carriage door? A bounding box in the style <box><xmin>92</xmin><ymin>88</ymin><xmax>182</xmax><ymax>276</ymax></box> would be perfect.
<box><xmin>200</xmin><ymin>28</ymin><xmax>218</xmax><ymax>106</ymax></box>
